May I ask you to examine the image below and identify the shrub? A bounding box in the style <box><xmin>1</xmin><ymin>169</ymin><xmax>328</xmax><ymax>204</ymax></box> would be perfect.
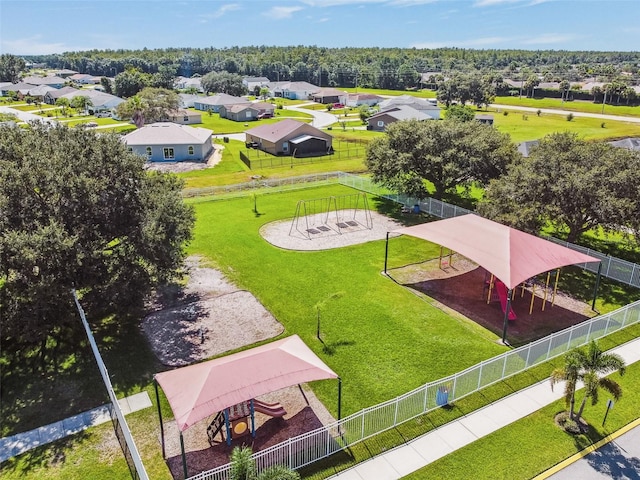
<box><xmin>503</xmin><ymin>111</ymin><xmax>509</xmax><ymax>116</ymax></box>
<box><xmin>537</xmin><ymin>109</ymin><xmax>542</xmax><ymax>117</ymax></box>
<box><xmin>566</xmin><ymin>113</ymin><xmax>574</xmax><ymax>122</ymax></box>
<box><xmin>522</xmin><ymin>114</ymin><xmax>528</xmax><ymax>121</ymax></box>
<box><xmin>601</xmin><ymin>122</ymin><xmax>606</xmax><ymax>128</ymax></box>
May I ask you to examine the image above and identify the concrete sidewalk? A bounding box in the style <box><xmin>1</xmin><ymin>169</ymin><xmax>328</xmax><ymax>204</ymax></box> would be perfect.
<box><xmin>0</xmin><ymin>391</ymin><xmax>152</xmax><ymax>462</ymax></box>
<box><xmin>329</xmin><ymin>339</ymin><xmax>640</xmax><ymax>480</ymax></box>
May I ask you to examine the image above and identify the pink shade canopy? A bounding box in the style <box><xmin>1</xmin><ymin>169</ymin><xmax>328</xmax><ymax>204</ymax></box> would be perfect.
<box><xmin>394</xmin><ymin>214</ymin><xmax>600</xmax><ymax>290</ymax></box>
<box><xmin>154</xmin><ymin>335</ymin><xmax>338</xmax><ymax>432</ymax></box>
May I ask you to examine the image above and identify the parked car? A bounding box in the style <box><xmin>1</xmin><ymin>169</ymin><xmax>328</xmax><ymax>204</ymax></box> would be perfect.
<box><xmin>94</xmin><ymin>111</ymin><xmax>112</xmax><ymax>118</ymax></box>
<box><xmin>86</xmin><ymin>121</ymin><xmax>98</xmax><ymax>128</ymax></box>
<box><xmin>333</xmin><ymin>103</ymin><xmax>344</xmax><ymax>109</ymax></box>
<box><xmin>258</xmin><ymin>112</ymin><xmax>273</xmax><ymax>119</ymax></box>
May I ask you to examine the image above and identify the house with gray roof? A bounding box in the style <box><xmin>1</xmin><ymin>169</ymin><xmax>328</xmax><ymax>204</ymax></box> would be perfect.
<box><xmin>123</xmin><ymin>122</ymin><xmax>213</xmax><ymax>162</ymax></box>
<box><xmin>346</xmin><ymin>93</ymin><xmax>383</xmax><ymax>108</ymax></box>
<box><xmin>219</xmin><ymin>102</ymin><xmax>275</xmax><ymax>122</ymax></box>
<box><xmin>44</xmin><ymin>86</ymin><xmax>80</xmax><ymax>104</ymax></box>
<box><xmin>517</xmin><ymin>140</ymin><xmax>540</xmax><ymax>157</ymax></box>
<box><xmin>25</xmin><ymin>85</ymin><xmax>57</xmax><ymax>101</ymax></box>
<box><xmin>311</xmin><ymin>88</ymin><xmax>348</xmax><ymax>105</ymax></box>
<box><xmin>174</xmin><ymin>76</ymin><xmax>203</xmax><ymax>92</ymax></box>
<box><xmin>609</xmin><ymin>138</ymin><xmax>640</xmax><ymax>151</ymax></box>
<box><xmin>22</xmin><ymin>76</ymin><xmax>66</xmax><ymax>88</ymax></box>
<box><xmin>245</xmin><ymin>119</ymin><xmax>332</xmax><ymax>156</ymax></box>
<box><xmin>179</xmin><ymin>93</ymin><xmax>201</xmax><ymax>108</ymax></box>
<box><xmin>367</xmin><ymin>105</ymin><xmax>432</xmax><ymax>132</ymax></box>
<box><xmin>379</xmin><ymin>95</ymin><xmax>441</xmax><ymax>119</ymax></box>
<box><xmin>164</xmin><ymin>109</ymin><xmax>202</xmax><ymax>125</ymax></box>
<box><xmin>60</xmin><ymin>89</ymin><xmax>124</xmax><ymax>114</ymax></box>
<box><xmin>1</xmin><ymin>82</ymin><xmax>37</xmax><ymax>96</ymax></box>
<box><xmin>243</xmin><ymin>76</ymin><xmax>270</xmax><ymax>92</ymax></box>
<box><xmin>193</xmin><ymin>93</ymin><xmax>249</xmax><ymax>113</ymax></box>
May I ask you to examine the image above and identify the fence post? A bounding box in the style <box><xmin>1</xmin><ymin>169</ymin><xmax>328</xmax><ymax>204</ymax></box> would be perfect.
<box><xmin>423</xmin><ymin>385</ymin><xmax>429</xmax><ymax>412</ymax></box>
<box><xmin>525</xmin><ymin>344</ymin><xmax>531</xmax><ymax>368</ymax></box>
<box><xmin>567</xmin><ymin>327</ymin><xmax>573</xmax><ymax>348</ymax></box>
<box><xmin>451</xmin><ymin>375</ymin><xmax>457</xmax><ymax>401</ymax></box>
<box><xmin>393</xmin><ymin>398</ymin><xmax>399</xmax><ymax>427</ymax></box>
<box><xmin>288</xmin><ymin>437</ymin><xmax>292</xmax><ymax>470</ymax></box>
<box><xmin>586</xmin><ymin>318</ymin><xmax>593</xmax><ymax>342</ymax></box>
<box><xmin>477</xmin><ymin>363</ymin><xmax>483</xmax><ymax>389</ymax></box>
<box><xmin>361</xmin><ymin>411</ymin><xmax>365</xmax><ymax>440</ymax></box>
<box><xmin>546</xmin><ymin>336</ymin><xmax>553</xmax><ymax>359</ymax></box>
<box><xmin>502</xmin><ymin>353</ymin><xmax>508</xmax><ymax>377</ymax></box>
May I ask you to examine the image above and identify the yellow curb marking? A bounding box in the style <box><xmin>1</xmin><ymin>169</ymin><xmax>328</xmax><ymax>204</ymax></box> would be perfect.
<box><xmin>533</xmin><ymin>417</ymin><xmax>640</xmax><ymax>479</ymax></box>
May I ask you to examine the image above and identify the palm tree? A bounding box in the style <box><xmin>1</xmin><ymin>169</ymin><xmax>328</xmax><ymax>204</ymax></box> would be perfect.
<box><xmin>228</xmin><ymin>446</ymin><xmax>300</xmax><ymax>480</ymax></box>
<box><xmin>574</xmin><ymin>340</ymin><xmax>625</xmax><ymax>420</ymax></box>
<box><xmin>550</xmin><ymin>349</ymin><xmax>583</xmax><ymax>420</ymax></box>
<box><xmin>257</xmin><ymin>466</ymin><xmax>300</xmax><ymax>480</ymax></box>
<box><xmin>229</xmin><ymin>446</ymin><xmax>256</xmax><ymax>480</ymax></box>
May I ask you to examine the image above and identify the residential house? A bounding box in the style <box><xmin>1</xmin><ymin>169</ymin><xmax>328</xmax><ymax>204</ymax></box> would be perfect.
<box><xmin>367</xmin><ymin>105</ymin><xmax>432</xmax><ymax>131</ymax></box>
<box><xmin>379</xmin><ymin>95</ymin><xmax>441</xmax><ymax>119</ymax></box>
<box><xmin>243</xmin><ymin>76</ymin><xmax>270</xmax><ymax>93</ymax></box>
<box><xmin>1</xmin><ymin>82</ymin><xmax>37</xmax><ymax>97</ymax></box>
<box><xmin>22</xmin><ymin>76</ymin><xmax>66</xmax><ymax>89</ymax></box>
<box><xmin>174</xmin><ymin>76</ymin><xmax>203</xmax><ymax>92</ymax></box>
<box><xmin>245</xmin><ymin>119</ymin><xmax>332</xmax><ymax>156</ymax></box>
<box><xmin>219</xmin><ymin>102</ymin><xmax>275</xmax><ymax>122</ymax></box>
<box><xmin>475</xmin><ymin>114</ymin><xmax>494</xmax><ymax>125</ymax></box>
<box><xmin>517</xmin><ymin>140</ymin><xmax>539</xmax><ymax>157</ymax></box>
<box><xmin>609</xmin><ymin>138</ymin><xmax>640</xmax><ymax>151</ymax></box>
<box><xmin>267</xmin><ymin>81</ymin><xmax>319</xmax><ymax>100</ymax></box>
<box><xmin>346</xmin><ymin>93</ymin><xmax>383</xmax><ymax>108</ymax></box>
<box><xmin>25</xmin><ymin>85</ymin><xmax>57</xmax><ymax>101</ymax></box>
<box><xmin>179</xmin><ymin>93</ymin><xmax>201</xmax><ymax>108</ymax></box>
<box><xmin>53</xmin><ymin>69</ymin><xmax>78</xmax><ymax>78</ymax></box>
<box><xmin>164</xmin><ymin>109</ymin><xmax>202</xmax><ymax>125</ymax></box>
<box><xmin>69</xmin><ymin>73</ymin><xmax>101</xmax><ymax>84</ymax></box>
<box><xmin>311</xmin><ymin>88</ymin><xmax>348</xmax><ymax>105</ymax></box>
<box><xmin>61</xmin><ymin>89</ymin><xmax>124</xmax><ymax>114</ymax></box>
<box><xmin>123</xmin><ymin>122</ymin><xmax>213</xmax><ymax>162</ymax></box>
<box><xmin>193</xmin><ymin>93</ymin><xmax>249</xmax><ymax>113</ymax></box>
<box><xmin>44</xmin><ymin>86</ymin><xmax>79</xmax><ymax>104</ymax></box>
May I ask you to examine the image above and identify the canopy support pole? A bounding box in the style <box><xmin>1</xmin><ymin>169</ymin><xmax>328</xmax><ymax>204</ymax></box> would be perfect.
<box><xmin>154</xmin><ymin>381</ymin><xmax>166</xmax><ymax>459</ymax></box>
<box><xmin>542</xmin><ymin>272</ymin><xmax>551</xmax><ymax>311</ymax></box>
<box><xmin>250</xmin><ymin>399</ymin><xmax>256</xmax><ymax>438</ymax></box>
<box><xmin>501</xmin><ymin>289</ymin><xmax>513</xmax><ymax>344</ymax></box>
<box><xmin>383</xmin><ymin>232</ymin><xmax>389</xmax><ymax>274</ymax></box>
<box><xmin>552</xmin><ymin>269</ymin><xmax>560</xmax><ymax>306</ymax></box>
<box><xmin>224</xmin><ymin>408</ymin><xmax>231</xmax><ymax>446</ymax></box>
<box><xmin>337</xmin><ymin>377</ymin><xmax>342</xmax><ymax>421</ymax></box>
<box><xmin>487</xmin><ymin>274</ymin><xmax>495</xmax><ymax>304</ymax></box>
<box><xmin>180</xmin><ymin>431</ymin><xmax>187</xmax><ymax>479</ymax></box>
<box><xmin>592</xmin><ymin>262</ymin><xmax>602</xmax><ymax>312</ymax></box>
<box><xmin>529</xmin><ymin>284</ymin><xmax>536</xmax><ymax>314</ymax></box>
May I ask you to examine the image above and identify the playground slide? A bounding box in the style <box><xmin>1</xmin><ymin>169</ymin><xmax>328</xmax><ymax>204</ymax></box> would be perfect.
<box><xmin>252</xmin><ymin>399</ymin><xmax>287</xmax><ymax>418</ymax></box>
<box><xmin>495</xmin><ymin>280</ymin><xmax>517</xmax><ymax>321</ymax></box>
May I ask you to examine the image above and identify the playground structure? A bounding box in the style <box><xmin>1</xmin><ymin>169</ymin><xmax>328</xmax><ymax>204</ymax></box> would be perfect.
<box><xmin>289</xmin><ymin>193</ymin><xmax>373</xmax><ymax>240</ymax></box>
<box><xmin>207</xmin><ymin>399</ymin><xmax>287</xmax><ymax>446</ymax></box>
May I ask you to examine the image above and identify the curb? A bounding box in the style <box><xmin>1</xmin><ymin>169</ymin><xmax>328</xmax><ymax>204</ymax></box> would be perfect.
<box><xmin>532</xmin><ymin>416</ymin><xmax>640</xmax><ymax>479</ymax></box>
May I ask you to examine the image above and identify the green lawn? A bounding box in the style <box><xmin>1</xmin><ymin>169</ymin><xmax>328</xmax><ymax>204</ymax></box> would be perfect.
<box><xmin>494</xmin><ymin>96</ymin><xmax>640</xmax><ymax>118</ymax></box>
<box><xmin>342</xmin><ymin>87</ymin><xmax>437</xmax><ymax>99</ymax></box>
<box><xmin>404</xmin><ymin>355</ymin><xmax>640</xmax><ymax>480</ymax></box>
<box><xmin>190</xmin><ymin>108</ymin><xmax>313</xmax><ymax>134</ymax></box>
<box><xmin>488</xmin><ymin>108</ymin><xmax>640</xmax><ymax>143</ymax></box>
<box><xmin>186</xmin><ymin>186</ymin><xmax>508</xmax><ymax>415</ymax></box>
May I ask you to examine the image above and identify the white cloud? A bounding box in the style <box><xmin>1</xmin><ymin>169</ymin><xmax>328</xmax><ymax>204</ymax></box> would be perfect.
<box><xmin>198</xmin><ymin>3</ymin><xmax>241</xmax><ymax>22</ymax></box>
<box><xmin>317</xmin><ymin>17</ymin><xmax>330</xmax><ymax>23</ymax></box>
<box><xmin>1</xmin><ymin>36</ymin><xmax>78</xmax><ymax>55</ymax></box>
<box><xmin>265</xmin><ymin>6</ymin><xmax>304</xmax><ymax>19</ymax></box>
<box><xmin>521</xmin><ymin>33</ymin><xmax>577</xmax><ymax>45</ymax></box>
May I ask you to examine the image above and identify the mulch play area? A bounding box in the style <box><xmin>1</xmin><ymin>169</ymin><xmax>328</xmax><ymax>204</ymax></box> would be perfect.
<box><xmin>389</xmin><ymin>255</ymin><xmax>596</xmax><ymax>345</ymax></box>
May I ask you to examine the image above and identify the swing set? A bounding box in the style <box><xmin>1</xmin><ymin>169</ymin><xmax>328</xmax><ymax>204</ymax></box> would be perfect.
<box><xmin>289</xmin><ymin>193</ymin><xmax>373</xmax><ymax>239</ymax></box>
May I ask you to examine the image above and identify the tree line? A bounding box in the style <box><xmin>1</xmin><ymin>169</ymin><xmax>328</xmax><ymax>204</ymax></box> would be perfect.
<box><xmin>16</xmin><ymin>46</ymin><xmax>640</xmax><ymax>90</ymax></box>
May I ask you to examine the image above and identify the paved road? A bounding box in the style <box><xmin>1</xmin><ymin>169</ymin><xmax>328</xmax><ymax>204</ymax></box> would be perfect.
<box><xmin>0</xmin><ymin>105</ymin><xmax>56</xmax><ymax>124</ymax></box>
<box><xmin>286</xmin><ymin>103</ymin><xmax>338</xmax><ymax>128</ymax></box>
<box><xmin>546</xmin><ymin>421</ymin><xmax>640</xmax><ymax>480</ymax></box>
<box><xmin>490</xmin><ymin>103</ymin><xmax>640</xmax><ymax>124</ymax></box>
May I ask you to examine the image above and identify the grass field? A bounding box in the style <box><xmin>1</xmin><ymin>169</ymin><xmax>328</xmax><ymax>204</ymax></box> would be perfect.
<box><xmin>494</xmin><ymin>96</ymin><xmax>640</xmax><ymax>118</ymax></box>
<box><xmin>487</xmin><ymin>108</ymin><xmax>640</xmax><ymax>143</ymax></box>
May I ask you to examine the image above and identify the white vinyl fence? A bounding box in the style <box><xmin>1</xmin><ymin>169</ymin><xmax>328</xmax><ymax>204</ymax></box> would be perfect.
<box><xmin>188</xmin><ymin>298</ymin><xmax>640</xmax><ymax>480</ymax></box>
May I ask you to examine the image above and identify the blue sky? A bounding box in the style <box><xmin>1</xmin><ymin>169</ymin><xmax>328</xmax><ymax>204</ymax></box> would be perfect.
<box><xmin>1</xmin><ymin>0</ymin><xmax>639</xmax><ymax>55</ymax></box>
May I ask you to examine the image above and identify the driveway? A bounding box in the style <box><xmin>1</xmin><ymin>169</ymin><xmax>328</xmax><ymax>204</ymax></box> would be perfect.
<box><xmin>285</xmin><ymin>103</ymin><xmax>338</xmax><ymax>128</ymax></box>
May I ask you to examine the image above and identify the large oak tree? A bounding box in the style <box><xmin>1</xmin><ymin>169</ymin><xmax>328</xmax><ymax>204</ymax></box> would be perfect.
<box><xmin>365</xmin><ymin>118</ymin><xmax>519</xmax><ymax>199</ymax></box>
<box><xmin>478</xmin><ymin>132</ymin><xmax>640</xmax><ymax>242</ymax></box>
<box><xmin>0</xmin><ymin>123</ymin><xmax>194</xmax><ymax>367</ymax></box>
